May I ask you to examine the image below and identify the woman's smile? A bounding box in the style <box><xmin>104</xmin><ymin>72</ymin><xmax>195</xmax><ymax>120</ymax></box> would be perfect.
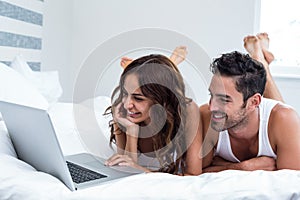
<box><xmin>127</xmin><ymin>110</ymin><xmax>141</xmax><ymax>118</ymax></box>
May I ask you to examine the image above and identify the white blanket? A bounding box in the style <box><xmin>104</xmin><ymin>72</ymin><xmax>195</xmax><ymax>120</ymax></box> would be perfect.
<box><xmin>1</xmin><ymin>101</ymin><xmax>300</xmax><ymax>200</ymax></box>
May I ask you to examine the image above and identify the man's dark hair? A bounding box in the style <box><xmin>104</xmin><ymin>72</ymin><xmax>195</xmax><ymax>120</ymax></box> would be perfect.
<box><xmin>210</xmin><ymin>51</ymin><xmax>267</xmax><ymax>102</ymax></box>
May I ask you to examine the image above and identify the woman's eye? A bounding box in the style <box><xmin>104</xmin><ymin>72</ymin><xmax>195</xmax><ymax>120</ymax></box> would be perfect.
<box><xmin>134</xmin><ymin>97</ymin><xmax>143</xmax><ymax>101</ymax></box>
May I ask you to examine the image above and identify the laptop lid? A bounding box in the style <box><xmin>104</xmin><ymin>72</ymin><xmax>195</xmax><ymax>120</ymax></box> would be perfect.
<box><xmin>0</xmin><ymin>101</ymin><xmax>143</xmax><ymax>191</ymax></box>
<box><xmin>0</xmin><ymin>101</ymin><xmax>76</xmax><ymax>190</ymax></box>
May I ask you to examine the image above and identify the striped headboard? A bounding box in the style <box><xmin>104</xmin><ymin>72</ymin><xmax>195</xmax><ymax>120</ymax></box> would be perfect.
<box><xmin>0</xmin><ymin>0</ymin><xmax>44</xmax><ymax>71</ymax></box>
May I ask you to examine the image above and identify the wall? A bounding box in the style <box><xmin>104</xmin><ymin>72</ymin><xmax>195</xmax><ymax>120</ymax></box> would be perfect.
<box><xmin>42</xmin><ymin>0</ymin><xmax>258</xmax><ymax>102</ymax></box>
<box><xmin>42</xmin><ymin>0</ymin><xmax>300</xmax><ymax>114</ymax></box>
<box><xmin>271</xmin><ymin>66</ymin><xmax>300</xmax><ymax>113</ymax></box>
<box><xmin>42</xmin><ymin>0</ymin><xmax>73</xmax><ymax>99</ymax></box>
<box><xmin>0</xmin><ymin>0</ymin><xmax>44</xmax><ymax>71</ymax></box>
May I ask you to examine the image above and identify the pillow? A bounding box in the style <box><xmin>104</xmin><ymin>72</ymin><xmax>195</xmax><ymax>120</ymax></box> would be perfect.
<box><xmin>48</xmin><ymin>101</ymin><xmax>116</xmax><ymax>159</ymax></box>
<box><xmin>75</xmin><ymin>96</ymin><xmax>116</xmax><ymax>158</ymax></box>
<box><xmin>0</xmin><ymin>62</ymin><xmax>48</xmax><ymax>109</ymax></box>
<box><xmin>0</xmin><ymin>121</ymin><xmax>17</xmax><ymax>157</ymax></box>
<box><xmin>10</xmin><ymin>55</ymin><xmax>63</xmax><ymax>104</ymax></box>
<box><xmin>80</xmin><ymin>96</ymin><xmax>112</xmax><ymax>141</ymax></box>
<box><xmin>31</xmin><ymin>71</ymin><xmax>63</xmax><ymax>105</ymax></box>
<box><xmin>0</xmin><ymin>154</ymin><xmax>70</xmax><ymax>199</ymax></box>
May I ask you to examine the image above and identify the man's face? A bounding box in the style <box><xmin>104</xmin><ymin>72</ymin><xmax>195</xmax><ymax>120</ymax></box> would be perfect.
<box><xmin>208</xmin><ymin>74</ymin><xmax>249</xmax><ymax>132</ymax></box>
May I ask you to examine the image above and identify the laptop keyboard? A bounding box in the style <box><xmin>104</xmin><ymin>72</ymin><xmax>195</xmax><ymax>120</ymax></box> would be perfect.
<box><xmin>66</xmin><ymin>161</ymin><xmax>107</xmax><ymax>184</ymax></box>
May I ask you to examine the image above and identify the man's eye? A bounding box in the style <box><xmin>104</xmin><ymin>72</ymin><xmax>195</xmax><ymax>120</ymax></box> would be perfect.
<box><xmin>220</xmin><ymin>98</ymin><xmax>230</xmax><ymax>103</ymax></box>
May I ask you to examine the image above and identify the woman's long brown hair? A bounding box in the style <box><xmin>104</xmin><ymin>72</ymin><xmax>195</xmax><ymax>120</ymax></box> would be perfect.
<box><xmin>104</xmin><ymin>54</ymin><xmax>191</xmax><ymax>174</ymax></box>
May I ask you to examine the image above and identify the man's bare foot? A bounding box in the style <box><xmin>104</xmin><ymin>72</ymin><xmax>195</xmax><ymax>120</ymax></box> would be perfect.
<box><xmin>120</xmin><ymin>57</ymin><xmax>133</xmax><ymax>69</ymax></box>
<box><xmin>243</xmin><ymin>35</ymin><xmax>266</xmax><ymax>63</ymax></box>
<box><xmin>257</xmin><ymin>32</ymin><xmax>275</xmax><ymax>64</ymax></box>
<box><xmin>169</xmin><ymin>46</ymin><xmax>188</xmax><ymax>65</ymax></box>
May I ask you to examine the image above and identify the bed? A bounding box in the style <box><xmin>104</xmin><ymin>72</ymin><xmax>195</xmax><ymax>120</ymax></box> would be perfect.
<box><xmin>1</xmin><ymin>57</ymin><xmax>300</xmax><ymax>200</ymax></box>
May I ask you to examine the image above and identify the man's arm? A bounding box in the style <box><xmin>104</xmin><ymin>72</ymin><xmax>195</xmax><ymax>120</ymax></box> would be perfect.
<box><xmin>270</xmin><ymin>104</ymin><xmax>300</xmax><ymax>170</ymax></box>
<box><xmin>203</xmin><ymin>156</ymin><xmax>276</xmax><ymax>173</ymax></box>
<box><xmin>200</xmin><ymin>104</ymin><xmax>277</xmax><ymax>173</ymax></box>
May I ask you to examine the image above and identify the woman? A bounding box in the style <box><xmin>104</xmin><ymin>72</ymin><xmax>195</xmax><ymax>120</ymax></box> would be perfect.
<box><xmin>104</xmin><ymin>54</ymin><xmax>202</xmax><ymax>175</ymax></box>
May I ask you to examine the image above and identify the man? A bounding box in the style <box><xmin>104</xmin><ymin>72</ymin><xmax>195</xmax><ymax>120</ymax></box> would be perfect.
<box><xmin>201</xmin><ymin>34</ymin><xmax>300</xmax><ymax>172</ymax></box>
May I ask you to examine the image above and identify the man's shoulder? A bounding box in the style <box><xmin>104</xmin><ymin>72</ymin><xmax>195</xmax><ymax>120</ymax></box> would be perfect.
<box><xmin>271</xmin><ymin>102</ymin><xmax>296</xmax><ymax>117</ymax></box>
<box><xmin>261</xmin><ymin>97</ymin><xmax>295</xmax><ymax>115</ymax></box>
<box><xmin>269</xmin><ymin>100</ymin><xmax>300</xmax><ymax>134</ymax></box>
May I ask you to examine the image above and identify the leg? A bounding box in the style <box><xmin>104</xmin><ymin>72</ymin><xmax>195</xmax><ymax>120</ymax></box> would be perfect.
<box><xmin>120</xmin><ymin>46</ymin><xmax>188</xmax><ymax>69</ymax></box>
<box><xmin>169</xmin><ymin>46</ymin><xmax>188</xmax><ymax>65</ymax></box>
<box><xmin>243</xmin><ymin>34</ymin><xmax>284</xmax><ymax>102</ymax></box>
<box><xmin>243</xmin><ymin>35</ymin><xmax>266</xmax><ymax>65</ymax></box>
<box><xmin>257</xmin><ymin>32</ymin><xmax>275</xmax><ymax>64</ymax></box>
<box><xmin>120</xmin><ymin>57</ymin><xmax>133</xmax><ymax>69</ymax></box>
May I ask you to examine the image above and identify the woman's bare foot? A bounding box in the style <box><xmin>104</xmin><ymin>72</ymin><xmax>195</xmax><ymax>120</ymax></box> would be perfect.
<box><xmin>120</xmin><ymin>57</ymin><xmax>133</xmax><ymax>69</ymax></box>
<box><xmin>257</xmin><ymin>32</ymin><xmax>275</xmax><ymax>64</ymax></box>
<box><xmin>120</xmin><ymin>46</ymin><xmax>187</xmax><ymax>69</ymax></box>
<box><xmin>169</xmin><ymin>46</ymin><xmax>188</xmax><ymax>65</ymax></box>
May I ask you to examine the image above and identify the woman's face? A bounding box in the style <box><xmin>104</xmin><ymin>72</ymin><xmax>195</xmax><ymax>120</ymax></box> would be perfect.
<box><xmin>122</xmin><ymin>73</ymin><xmax>154</xmax><ymax>125</ymax></box>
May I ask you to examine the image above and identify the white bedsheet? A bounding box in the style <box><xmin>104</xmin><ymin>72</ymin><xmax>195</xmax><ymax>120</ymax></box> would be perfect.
<box><xmin>1</xmin><ymin>102</ymin><xmax>300</xmax><ymax>200</ymax></box>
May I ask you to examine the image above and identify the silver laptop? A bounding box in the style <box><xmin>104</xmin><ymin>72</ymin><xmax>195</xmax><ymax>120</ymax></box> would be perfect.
<box><xmin>0</xmin><ymin>101</ymin><xmax>143</xmax><ymax>191</ymax></box>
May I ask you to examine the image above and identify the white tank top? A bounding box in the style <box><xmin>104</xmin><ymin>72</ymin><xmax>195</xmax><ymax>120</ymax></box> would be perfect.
<box><xmin>214</xmin><ymin>97</ymin><xmax>279</xmax><ymax>162</ymax></box>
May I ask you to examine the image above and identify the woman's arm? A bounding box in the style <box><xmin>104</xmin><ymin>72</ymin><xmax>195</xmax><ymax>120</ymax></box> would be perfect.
<box><xmin>112</xmin><ymin>123</ymin><xmax>126</xmax><ymax>154</ymax></box>
<box><xmin>184</xmin><ymin>101</ymin><xmax>202</xmax><ymax>175</ymax></box>
<box><xmin>124</xmin><ymin>126</ymin><xmax>139</xmax><ymax>163</ymax></box>
<box><xmin>112</xmin><ymin>102</ymin><xmax>140</xmax><ymax>163</ymax></box>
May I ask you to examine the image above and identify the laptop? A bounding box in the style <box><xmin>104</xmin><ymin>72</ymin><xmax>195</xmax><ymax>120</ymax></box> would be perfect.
<box><xmin>0</xmin><ymin>101</ymin><xmax>144</xmax><ymax>191</ymax></box>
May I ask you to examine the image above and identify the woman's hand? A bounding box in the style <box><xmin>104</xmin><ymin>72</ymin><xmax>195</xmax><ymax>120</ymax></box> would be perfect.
<box><xmin>105</xmin><ymin>154</ymin><xmax>151</xmax><ymax>172</ymax></box>
<box><xmin>113</xmin><ymin>103</ymin><xmax>139</xmax><ymax>138</ymax></box>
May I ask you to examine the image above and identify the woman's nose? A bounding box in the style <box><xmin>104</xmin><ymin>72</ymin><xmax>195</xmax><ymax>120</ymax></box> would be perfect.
<box><xmin>123</xmin><ymin>96</ymin><xmax>134</xmax><ymax>109</ymax></box>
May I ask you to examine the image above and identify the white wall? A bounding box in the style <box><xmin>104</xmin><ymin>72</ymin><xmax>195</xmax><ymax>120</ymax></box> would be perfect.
<box><xmin>42</xmin><ymin>0</ymin><xmax>73</xmax><ymax>100</ymax></box>
<box><xmin>42</xmin><ymin>0</ymin><xmax>258</xmax><ymax>101</ymax></box>
<box><xmin>42</xmin><ymin>0</ymin><xmax>300</xmax><ymax>114</ymax></box>
<box><xmin>271</xmin><ymin>68</ymin><xmax>300</xmax><ymax>113</ymax></box>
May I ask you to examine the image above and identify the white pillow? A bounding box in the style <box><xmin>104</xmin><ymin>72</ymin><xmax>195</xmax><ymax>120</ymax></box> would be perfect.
<box><xmin>0</xmin><ymin>62</ymin><xmax>48</xmax><ymax>109</ymax></box>
<box><xmin>75</xmin><ymin>96</ymin><xmax>116</xmax><ymax>158</ymax></box>
<box><xmin>10</xmin><ymin>55</ymin><xmax>63</xmax><ymax>104</ymax></box>
<box><xmin>0</xmin><ymin>121</ymin><xmax>17</xmax><ymax>157</ymax></box>
<box><xmin>0</xmin><ymin>154</ymin><xmax>70</xmax><ymax>199</ymax></box>
<box><xmin>80</xmin><ymin>96</ymin><xmax>112</xmax><ymax>141</ymax></box>
<box><xmin>31</xmin><ymin>71</ymin><xmax>63</xmax><ymax>105</ymax></box>
<box><xmin>48</xmin><ymin>101</ymin><xmax>116</xmax><ymax>159</ymax></box>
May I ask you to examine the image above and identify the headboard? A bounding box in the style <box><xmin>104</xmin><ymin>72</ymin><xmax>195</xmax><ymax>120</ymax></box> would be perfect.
<box><xmin>0</xmin><ymin>0</ymin><xmax>44</xmax><ymax>71</ymax></box>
